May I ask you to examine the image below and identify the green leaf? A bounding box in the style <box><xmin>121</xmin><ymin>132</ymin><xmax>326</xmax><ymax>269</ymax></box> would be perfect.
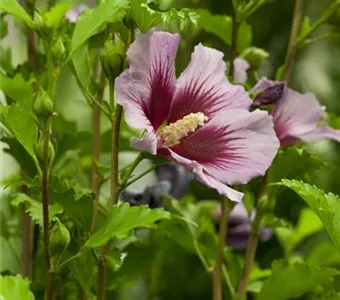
<box><xmin>0</xmin><ymin>235</ymin><xmax>20</xmax><ymax>273</ymax></box>
<box><xmin>44</xmin><ymin>3</ymin><xmax>72</xmax><ymax>30</ymax></box>
<box><xmin>0</xmin><ymin>275</ymin><xmax>35</xmax><ymax>300</ymax></box>
<box><xmin>11</xmin><ymin>193</ymin><xmax>63</xmax><ymax>227</ymax></box>
<box><xmin>0</xmin><ymin>74</ymin><xmax>37</xmax><ymax>161</ymax></box>
<box><xmin>275</xmin><ymin>208</ymin><xmax>323</xmax><ymax>254</ymax></box>
<box><xmin>0</xmin><ymin>0</ymin><xmax>33</xmax><ymax>26</ymax></box>
<box><xmin>131</xmin><ymin>0</ymin><xmax>199</xmax><ymax>32</ymax></box>
<box><xmin>69</xmin><ymin>251</ymin><xmax>96</xmax><ymax>296</ymax></box>
<box><xmin>131</xmin><ymin>0</ymin><xmax>162</xmax><ymax>32</ymax></box>
<box><xmin>299</xmin><ymin>16</ymin><xmax>311</xmax><ymax>39</ymax></box>
<box><xmin>51</xmin><ymin>188</ymin><xmax>93</xmax><ymax>231</ymax></box>
<box><xmin>85</xmin><ymin>203</ymin><xmax>170</xmax><ymax>248</ymax></box>
<box><xmin>237</xmin><ymin>21</ymin><xmax>252</xmax><ymax>52</ymax></box>
<box><xmin>196</xmin><ymin>9</ymin><xmax>232</xmax><ymax>45</ymax></box>
<box><xmin>70</xmin><ymin>0</ymin><xmax>128</xmax><ymax>55</ymax></box>
<box><xmin>267</xmin><ymin>147</ymin><xmax>322</xmax><ymax>198</ymax></box>
<box><xmin>258</xmin><ymin>260</ymin><xmax>340</xmax><ymax>300</ymax></box>
<box><xmin>71</xmin><ymin>45</ymin><xmax>92</xmax><ymax>90</ymax></box>
<box><xmin>276</xmin><ymin>179</ymin><xmax>340</xmax><ymax>253</ymax></box>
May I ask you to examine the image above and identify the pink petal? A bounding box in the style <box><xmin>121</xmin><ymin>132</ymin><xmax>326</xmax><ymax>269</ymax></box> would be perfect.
<box><xmin>251</xmin><ymin>76</ymin><xmax>279</xmax><ymax>92</ymax></box>
<box><xmin>115</xmin><ymin>30</ymin><xmax>180</xmax><ymax>132</ymax></box>
<box><xmin>131</xmin><ymin>131</ymin><xmax>158</xmax><ymax>155</ymax></box>
<box><xmin>167</xmin><ymin>44</ymin><xmax>252</xmax><ymax>123</ymax></box>
<box><xmin>233</xmin><ymin>58</ymin><xmax>250</xmax><ymax>83</ymax></box>
<box><xmin>170</xmin><ymin>109</ymin><xmax>279</xmax><ymax>185</ymax></box>
<box><xmin>297</xmin><ymin>125</ymin><xmax>340</xmax><ymax>143</ymax></box>
<box><xmin>164</xmin><ymin>149</ymin><xmax>244</xmax><ymax>202</ymax></box>
<box><xmin>271</xmin><ymin>88</ymin><xmax>324</xmax><ymax>143</ymax></box>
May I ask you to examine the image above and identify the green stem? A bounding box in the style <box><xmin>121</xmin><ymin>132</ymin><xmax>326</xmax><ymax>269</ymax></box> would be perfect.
<box><xmin>212</xmin><ymin>197</ymin><xmax>230</xmax><ymax>300</ymax></box>
<box><xmin>282</xmin><ymin>0</ymin><xmax>306</xmax><ymax>82</ymax></box>
<box><xmin>120</xmin><ymin>153</ymin><xmax>145</xmax><ymax>188</ymax></box>
<box><xmin>90</xmin><ymin>71</ymin><xmax>106</xmax><ymax>233</ymax></box>
<box><xmin>42</xmin><ymin>39</ymin><xmax>58</xmax><ymax>300</ymax></box>
<box><xmin>235</xmin><ymin>213</ymin><xmax>262</xmax><ymax>298</ymax></box>
<box><xmin>123</xmin><ymin>163</ymin><xmax>163</xmax><ymax>189</ymax></box>
<box><xmin>229</xmin><ymin>13</ymin><xmax>239</xmax><ymax>77</ymax></box>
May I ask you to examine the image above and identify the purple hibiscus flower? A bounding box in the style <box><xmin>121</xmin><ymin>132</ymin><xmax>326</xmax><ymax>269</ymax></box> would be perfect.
<box><xmin>115</xmin><ymin>30</ymin><xmax>279</xmax><ymax>202</ymax></box>
<box><xmin>252</xmin><ymin>77</ymin><xmax>340</xmax><ymax>147</ymax></box>
<box><xmin>65</xmin><ymin>5</ymin><xmax>87</xmax><ymax>23</ymax></box>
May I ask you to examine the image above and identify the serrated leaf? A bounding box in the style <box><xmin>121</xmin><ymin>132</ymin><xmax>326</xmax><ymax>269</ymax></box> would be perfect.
<box><xmin>85</xmin><ymin>203</ymin><xmax>170</xmax><ymax>248</ymax></box>
<box><xmin>258</xmin><ymin>260</ymin><xmax>340</xmax><ymax>300</ymax></box>
<box><xmin>267</xmin><ymin>147</ymin><xmax>322</xmax><ymax>198</ymax></box>
<box><xmin>276</xmin><ymin>179</ymin><xmax>340</xmax><ymax>253</ymax></box>
<box><xmin>0</xmin><ymin>0</ymin><xmax>33</xmax><ymax>26</ymax></box>
<box><xmin>51</xmin><ymin>188</ymin><xmax>93</xmax><ymax>230</ymax></box>
<box><xmin>0</xmin><ymin>275</ymin><xmax>35</xmax><ymax>300</ymax></box>
<box><xmin>11</xmin><ymin>193</ymin><xmax>63</xmax><ymax>227</ymax></box>
<box><xmin>70</xmin><ymin>0</ymin><xmax>128</xmax><ymax>55</ymax></box>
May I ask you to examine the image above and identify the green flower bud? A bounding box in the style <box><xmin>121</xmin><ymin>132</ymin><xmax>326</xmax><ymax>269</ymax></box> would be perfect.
<box><xmin>34</xmin><ymin>133</ymin><xmax>55</xmax><ymax>165</ymax></box>
<box><xmin>52</xmin><ymin>38</ymin><xmax>67</xmax><ymax>66</ymax></box>
<box><xmin>49</xmin><ymin>219</ymin><xmax>70</xmax><ymax>255</ymax></box>
<box><xmin>328</xmin><ymin>1</ymin><xmax>340</xmax><ymax>26</ymax></box>
<box><xmin>33</xmin><ymin>88</ymin><xmax>53</xmax><ymax>120</ymax></box>
<box><xmin>100</xmin><ymin>34</ymin><xmax>125</xmax><ymax>81</ymax></box>
<box><xmin>239</xmin><ymin>47</ymin><xmax>269</xmax><ymax>71</ymax></box>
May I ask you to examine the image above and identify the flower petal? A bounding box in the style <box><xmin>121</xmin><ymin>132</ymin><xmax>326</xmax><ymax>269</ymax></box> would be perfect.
<box><xmin>233</xmin><ymin>58</ymin><xmax>250</xmax><ymax>83</ymax></box>
<box><xmin>296</xmin><ymin>125</ymin><xmax>340</xmax><ymax>143</ymax></box>
<box><xmin>115</xmin><ymin>30</ymin><xmax>180</xmax><ymax>131</ymax></box>
<box><xmin>163</xmin><ymin>149</ymin><xmax>244</xmax><ymax>202</ymax></box>
<box><xmin>168</xmin><ymin>44</ymin><xmax>251</xmax><ymax>123</ymax></box>
<box><xmin>170</xmin><ymin>109</ymin><xmax>279</xmax><ymax>185</ymax></box>
<box><xmin>271</xmin><ymin>88</ymin><xmax>324</xmax><ymax>142</ymax></box>
<box><xmin>131</xmin><ymin>131</ymin><xmax>158</xmax><ymax>155</ymax></box>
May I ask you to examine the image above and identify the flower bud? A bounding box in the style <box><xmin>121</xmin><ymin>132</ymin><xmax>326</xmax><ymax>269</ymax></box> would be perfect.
<box><xmin>252</xmin><ymin>82</ymin><xmax>285</xmax><ymax>107</ymax></box>
<box><xmin>33</xmin><ymin>11</ymin><xmax>49</xmax><ymax>37</ymax></box>
<box><xmin>34</xmin><ymin>133</ymin><xmax>55</xmax><ymax>165</ymax></box>
<box><xmin>239</xmin><ymin>47</ymin><xmax>269</xmax><ymax>71</ymax></box>
<box><xmin>100</xmin><ymin>34</ymin><xmax>125</xmax><ymax>81</ymax></box>
<box><xmin>33</xmin><ymin>88</ymin><xmax>53</xmax><ymax>120</ymax></box>
<box><xmin>52</xmin><ymin>38</ymin><xmax>67</xmax><ymax>66</ymax></box>
<box><xmin>49</xmin><ymin>219</ymin><xmax>70</xmax><ymax>255</ymax></box>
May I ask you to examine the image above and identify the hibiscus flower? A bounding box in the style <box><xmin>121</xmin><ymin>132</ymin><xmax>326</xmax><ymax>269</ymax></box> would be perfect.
<box><xmin>115</xmin><ymin>30</ymin><xmax>279</xmax><ymax>202</ymax></box>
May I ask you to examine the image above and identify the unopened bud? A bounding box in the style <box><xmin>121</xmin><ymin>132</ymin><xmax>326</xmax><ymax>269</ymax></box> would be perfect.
<box><xmin>49</xmin><ymin>219</ymin><xmax>70</xmax><ymax>255</ymax></box>
<box><xmin>100</xmin><ymin>34</ymin><xmax>125</xmax><ymax>81</ymax></box>
<box><xmin>240</xmin><ymin>47</ymin><xmax>269</xmax><ymax>71</ymax></box>
<box><xmin>33</xmin><ymin>11</ymin><xmax>50</xmax><ymax>37</ymax></box>
<box><xmin>252</xmin><ymin>82</ymin><xmax>285</xmax><ymax>107</ymax></box>
<box><xmin>33</xmin><ymin>88</ymin><xmax>53</xmax><ymax>120</ymax></box>
<box><xmin>52</xmin><ymin>38</ymin><xmax>67</xmax><ymax>66</ymax></box>
<box><xmin>34</xmin><ymin>133</ymin><xmax>55</xmax><ymax>165</ymax></box>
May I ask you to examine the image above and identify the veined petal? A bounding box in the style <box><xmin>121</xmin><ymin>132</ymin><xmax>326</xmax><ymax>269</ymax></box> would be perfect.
<box><xmin>251</xmin><ymin>77</ymin><xmax>285</xmax><ymax>107</ymax></box>
<box><xmin>233</xmin><ymin>58</ymin><xmax>250</xmax><ymax>83</ymax></box>
<box><xmin>296</xmin><ymin>125</ymin><xmax>340</xmax><ymax>143</ymax></box>
<box><xmin>115</xmin><ymin>30</ymin><xmax>180</xmax><ymax>131</ymax></box>
<box><xmin>168</xmin><ymin>44</ymin><xmax>252</xmax><ymax>123</ymax></box>
<box><xmin>271</xmin><ymin>88</ymin><xmax>324</xmax><ymax>142</ymax></box>
<box><xmin>170</xmin><ymin>109</ymin><xmax>279</xmax><ymax>185</ymax></box>
<box><xmin>162</xmin><ymin>148</ymin><xmax>244</xmax><ymax>202</ymax></box>
<box><xmin>131</xmin><ymin>131</ymin><xmax>158</xmax><ymax>155</ymax></box>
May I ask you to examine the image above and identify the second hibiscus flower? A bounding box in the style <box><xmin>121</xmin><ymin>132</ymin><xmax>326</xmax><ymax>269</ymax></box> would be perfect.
<box><xmin>115</xmin><ymin>30</ymin><xmax>279</xmax><ymax>202</ymax></box>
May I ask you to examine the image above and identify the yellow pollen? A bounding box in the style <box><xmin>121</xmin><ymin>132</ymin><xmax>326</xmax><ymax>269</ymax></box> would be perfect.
<box><xmin>158</xmin><ymin>112</ymin><xmax>208</xmax><ymax>147</ymax></box>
